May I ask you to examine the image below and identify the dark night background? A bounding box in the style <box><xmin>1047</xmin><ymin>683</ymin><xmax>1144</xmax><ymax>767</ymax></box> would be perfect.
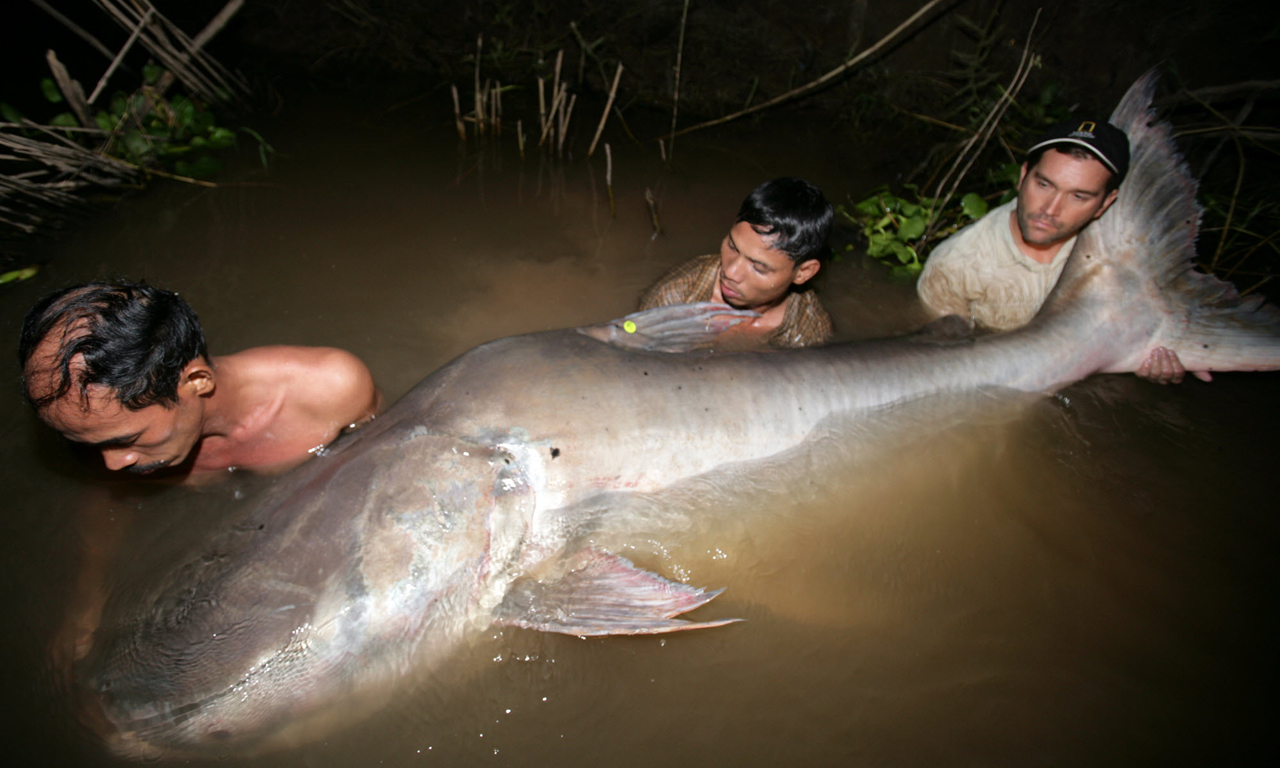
<box><xmin>4</xmin><ymin>1</ymin><xmax>1277</xmax><ymax>169</ymax></box>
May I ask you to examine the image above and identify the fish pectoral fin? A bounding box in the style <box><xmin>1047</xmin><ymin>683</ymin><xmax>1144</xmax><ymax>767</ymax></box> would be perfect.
<box><xmin>494</xmin><ymin>550</ymin><xmax>740</xmax><ymax>636</ymax></box>
<box><xmin>578</xmin><ymin>303</ymin><xmax>757</xmax><ymax>353</ymax></box>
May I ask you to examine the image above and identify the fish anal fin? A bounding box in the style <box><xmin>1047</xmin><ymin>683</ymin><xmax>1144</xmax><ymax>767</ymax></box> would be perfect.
<box><xmin>494</xmin><ymin>550</ymin><xmax>739</xmax><ymax>636</ymax></box>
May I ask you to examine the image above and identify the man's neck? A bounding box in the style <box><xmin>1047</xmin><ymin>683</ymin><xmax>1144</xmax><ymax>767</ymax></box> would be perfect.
<box><xmin>1008</xmin><ymin>209</ymin><xmax>1065</xmax><ymax>265</ymax></box>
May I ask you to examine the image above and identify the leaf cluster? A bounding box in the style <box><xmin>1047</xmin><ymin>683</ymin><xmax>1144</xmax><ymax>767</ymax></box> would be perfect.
<box><xmin>3</xmin><ymin>64</ymin><xmax>270</xmax><ymax>180</ymax></box>
<box><xmin>839</xmin><ymin>185</ymin><xmax>989</xmax><ymax>278</ymax></box>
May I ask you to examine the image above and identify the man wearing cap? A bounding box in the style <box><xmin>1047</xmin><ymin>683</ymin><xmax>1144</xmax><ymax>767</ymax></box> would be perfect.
<box><xmin>917</xmin><ymin>118</ymin><xmax>1208</xmax><ymax>383</ymax></box>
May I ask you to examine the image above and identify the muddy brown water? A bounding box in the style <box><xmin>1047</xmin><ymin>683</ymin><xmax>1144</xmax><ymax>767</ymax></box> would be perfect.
<box><xmin>2</xmin><ymin>100</ymin><xmax>1276</xmax><ymax>766</ymax></box>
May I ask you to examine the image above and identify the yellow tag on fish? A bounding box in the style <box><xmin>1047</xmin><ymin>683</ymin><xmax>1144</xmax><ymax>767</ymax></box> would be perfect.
<box><xmin>623</xmin><ymin>320</ymin><xmax>637</xmax><ymax>334</ymax></box>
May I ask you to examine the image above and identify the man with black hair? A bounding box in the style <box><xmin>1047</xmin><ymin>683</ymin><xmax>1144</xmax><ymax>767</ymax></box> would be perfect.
<box><xmin>20</xmin><ymin>282</ymin><xmax>381</xmax><ymax>480</ymax></box>
<box><xmin>639</xmin><ymin>177</ymin><xmax>834</xmax><ymax>348</ymax></box>
<box><xmin>917</xmin><ymin>118</ymin><xmax>1207</xmax><ymax>383</ymax></box>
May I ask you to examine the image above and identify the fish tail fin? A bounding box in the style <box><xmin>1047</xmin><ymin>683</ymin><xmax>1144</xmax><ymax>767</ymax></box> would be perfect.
<box><xmin>1065</xmin><ymin>69</ymin><xmax>1280</xmax><ymax>374</ymax></box>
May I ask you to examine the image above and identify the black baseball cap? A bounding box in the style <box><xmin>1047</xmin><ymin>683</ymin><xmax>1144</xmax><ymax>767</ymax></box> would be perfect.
<box><xmin>1027</xmin><ymin>119</ymin><xmax>1130</xmax><ymax>183</ymax></box>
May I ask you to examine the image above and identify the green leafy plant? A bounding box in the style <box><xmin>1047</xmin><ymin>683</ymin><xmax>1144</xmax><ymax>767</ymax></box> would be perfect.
<box><xmin>839</xmin><ymin>185</ymin><xmax>989</xmax><ymax>277</ymax></box>
<box><xmin>10</xmin><ymin>67</ymin><xmax>268</xmax><ymax>180</ymax></box>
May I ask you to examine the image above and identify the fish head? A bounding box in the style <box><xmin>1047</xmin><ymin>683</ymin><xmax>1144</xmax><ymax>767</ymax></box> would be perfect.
<box><xmin>74</xmin><ymin>428</ymin><xmax>538</xmax><ymax>758</ymax></box>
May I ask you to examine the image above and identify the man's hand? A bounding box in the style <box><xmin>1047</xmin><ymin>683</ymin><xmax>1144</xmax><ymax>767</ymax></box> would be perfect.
<box><xmin>1136</xmin><ymin>346</ymin><xmax>1213</xmax><ymax>385</ymax></box>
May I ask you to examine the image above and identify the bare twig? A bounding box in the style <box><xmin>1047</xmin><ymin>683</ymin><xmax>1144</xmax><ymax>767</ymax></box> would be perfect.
<box><xmin>675</xmin><ymin>0</ymin><xmax>950</xmax><ymax>138</ymax></box>
<box><xmin>28</xmin><ymin>0</ymin><xmax>117</xmax><ymax>62</ymax></box>
<box><xmin>474</xmin><ymin>34</ymin><xmax>484</xmax><ymax>136</ymax></box>
<box><xmin>558</xmin><ymin>93</ymin><xmax>577</xmax><ymax>157</ymax></box>
<box><xmin>451</xmin><ymin>84</ymin><xmax>465</xmax><ymax>140</ymax></box>
<box><xmin>45</xmin><ymin>50</ymin><xmax>92</xmax><ymax>127</ymax></box>
<box><xmin>921</xmin><ymin>9</ymin><xmax>1040</xmax><ymax>247</ymax></box>
<box><xmin>668</xmin><ymin>0</ymin><xmax>690</xmax><ymax>159</ymax></box>
<box><xmin>605</xmin><ymin>143</ymin><xmax>614</xmax><ymax>216</ymax></box>
<box><xmin>88</xmin><ymin>7</ymin><xmax>154</xmax><ymax>105</ymax></box>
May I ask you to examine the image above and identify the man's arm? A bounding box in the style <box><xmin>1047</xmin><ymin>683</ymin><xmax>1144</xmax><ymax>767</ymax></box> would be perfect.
<box><xmin>916</xmin><ymin>243</ymin><xmax>975</xmax><ymax>323</ymax></box>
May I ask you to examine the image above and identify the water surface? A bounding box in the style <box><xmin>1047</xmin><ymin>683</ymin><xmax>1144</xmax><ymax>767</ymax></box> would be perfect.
<box><xmin>2</xmin><ymin>96</ymin><xmax>1275</xmax><ymax>766</ymax></box>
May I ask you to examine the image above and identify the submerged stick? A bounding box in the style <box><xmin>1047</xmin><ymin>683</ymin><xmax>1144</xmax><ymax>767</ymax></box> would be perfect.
<box><xmin>645</xmin><ymin>187</ymin><xmax>662</xmax><ymax>239</ymax></box>
<box><xmin>588</xmin><ymin>62</ymin><xmax>624</xmax><ymax>157</ymax></box>
<box><xmin>675</xmin><ymin>0</ymin><xmax>948</xmax><ymax>138</ymax></box>
<box><xmin>451</xmin><ymin>84</ymin><xmax>465</xmax><ymax>140</ymax></box>
<box><xmin>474</xmin><ymin>34</ymin><xmax>484</xmax><ymax>136</ymax></box>
<box><xmin>517</xmin><ymin>119</ymin><xmax>525</xmax><ymax>159</ymax></box>
<box><xmin>538</xmin><ymin>76</ymin><xmax>547</xmax><ymax>139</ymax></box>
<box><xmin>494</xmin><ymin>80</ymin><xmax>502</xmax><ymax>135</ymax></box>
<box><xmin>539</xmin><ymin>85</ymin><xmax>566</xmax><ymax>146</ymax></box>
<box><xmin>559</xmin><ymin>93</ymin><xmax>577</xmax><ymax>156</ymax></box>
<box><xmin>605</xmin><ymin>143</ymin><xmax>615</xmax><ymax>216</ymax></box>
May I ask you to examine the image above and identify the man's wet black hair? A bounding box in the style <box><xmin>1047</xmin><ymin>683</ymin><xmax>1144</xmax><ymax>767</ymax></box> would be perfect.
<box><xmin>735</xmin><ymin>177</ymin><xmax>834</xmax><ymax>264</ymax></box>
<box><xmin>18</xmin><ymin>282</ymin><xmax>208</xmax><ymax>410</ymax></box>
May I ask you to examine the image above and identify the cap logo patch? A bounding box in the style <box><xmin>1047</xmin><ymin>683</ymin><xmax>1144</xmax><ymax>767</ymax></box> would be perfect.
<box><xmin>1069</xmin><ymin>121</ymin><xmax>1097</xmax><ymax>138</ymax></box>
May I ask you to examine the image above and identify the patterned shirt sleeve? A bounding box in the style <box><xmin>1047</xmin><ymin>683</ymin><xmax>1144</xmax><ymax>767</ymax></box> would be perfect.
<box><xmin>771</xmin><ymin>289</ymin><xmax>833</xmax><ymax>348</ymax></box>
<box><xmin>638</xmin><ymin>255</ymin><xmax>721</xmax><ymax>310</ymax></box>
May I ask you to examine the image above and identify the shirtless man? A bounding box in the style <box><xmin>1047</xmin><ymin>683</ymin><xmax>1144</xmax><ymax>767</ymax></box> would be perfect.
<box><xmin>639</xmin><ymin>177</ymin><xmax>834</xmax><ymax>348</ymax></box>
<box><xmin>20</xmin><ymin>281</ymin><xmax>381</xmax><ymax>481</ymax></box>
<box><xmin>917</xmin><ymin>119</ymin><xmax>1208</xmax><ymax>384</ymax></box>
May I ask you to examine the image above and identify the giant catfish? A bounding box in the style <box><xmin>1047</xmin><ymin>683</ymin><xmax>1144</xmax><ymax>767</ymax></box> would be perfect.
<box><xmin>76</xmin><ymin>72</ymin><xmax>1280</xmax><ymax>758</ymax></box>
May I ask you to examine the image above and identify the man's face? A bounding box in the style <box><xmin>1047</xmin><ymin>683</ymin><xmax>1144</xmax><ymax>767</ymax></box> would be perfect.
<box><xmin>717</xmin><ymin>221</ymin><xmax>818</xmax><ymax>310</ymax></box>
<box><xmin>37</xmin><ymin>385</ymin><xmax>206</xmax><ymax>474</ymax></box>
<box><xmin>1015</xmin><ymin>149</ymin><xmax>1119</xmax><ymax>247</ymax></box>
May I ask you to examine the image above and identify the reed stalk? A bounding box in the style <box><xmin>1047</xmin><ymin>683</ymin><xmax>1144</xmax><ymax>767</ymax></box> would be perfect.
<box><xmin>538</xmin><ymin>77</ymin><xmax>547</xmax><ymax>140</ymax></box>
<box><xmin>558</xmin><ymin>93</ymin><xmax>577</xmax><ymax>157</ymax></box>
<box><xmin>605</xmin><ymin>143</ymin><xmax>614</xmax><ymax>216</ymax></box>
<box><xmin>587</xmin><ymin>62</ymin><xmax>624</xmax><ymax>157</ymax></box>
<box><xmin>451</xmin><ymin>84</ymin><xmax>466</xmax><ymax>140</ymax></box>
<box><xmin>474</xmin><ymin>34</ymin><xmax>484</xmax><ymax>136</ymax></box>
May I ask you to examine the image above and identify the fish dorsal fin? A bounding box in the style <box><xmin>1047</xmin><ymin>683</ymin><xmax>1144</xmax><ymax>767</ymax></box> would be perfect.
<box><xmin>494</xmin><ymin>550</ymin><xmax>739</xmax><ymax>636</ymax></box>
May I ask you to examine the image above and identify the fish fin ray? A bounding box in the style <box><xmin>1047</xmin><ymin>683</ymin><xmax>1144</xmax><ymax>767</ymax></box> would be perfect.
<box><xmin>577</xmin><ymin>303</ymin><xmax>756</xmax><ymax>352</ymax></box>
<box><xmin>1052</xmin><ymin>69</ymin><xmax>1280</xmax><ymax>374</ymax></box>
<box><xmin>494</xmin><ymin>550</ymin><xmax>739</xmax><ymax>636</ymax></box>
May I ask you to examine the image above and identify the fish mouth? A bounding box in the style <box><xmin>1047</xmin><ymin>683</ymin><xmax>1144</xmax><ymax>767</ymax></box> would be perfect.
<box><xmin>87</xmin><ymin>688</ymin><xmax>256</xmax><ymax>759</ymax></box>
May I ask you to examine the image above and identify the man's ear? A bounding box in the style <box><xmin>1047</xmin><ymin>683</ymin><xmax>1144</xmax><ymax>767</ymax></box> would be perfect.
<box><xmin>1093</xmin><ymin>188</ymin><xmax>1120</xmax><ymax>220</ymax></box>
<box><xmin>1017</xmin><ymin>162</ymin><xmax>1029</xmax><ymax>188</ymax></box>
<box><xmin>792</xmin><ymin>258</ymin><xmax>821</xmax><ymax>286</ymax></box>
<box><xmin>181</xmin><ymin>358</ymin><xmax>216</xmax><ymax>398</ymax></box>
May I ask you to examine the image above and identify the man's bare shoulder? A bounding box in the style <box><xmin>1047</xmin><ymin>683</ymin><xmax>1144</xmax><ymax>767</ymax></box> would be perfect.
<box><xmin>220</xmin><ymin>345</ymin><xmax>381</xmax><ymax>428</ymax></box>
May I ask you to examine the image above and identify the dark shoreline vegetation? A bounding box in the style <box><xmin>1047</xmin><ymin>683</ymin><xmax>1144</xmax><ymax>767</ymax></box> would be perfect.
<box><xmin>3</xmin><ymin>0</ymin><xmax>1278</xmax><ymax>297</ymax></box>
